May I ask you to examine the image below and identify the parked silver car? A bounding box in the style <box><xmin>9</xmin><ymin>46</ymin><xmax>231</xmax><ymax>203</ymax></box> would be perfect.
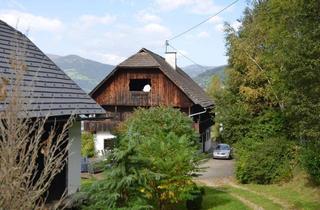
<box><xmin>213</xmin><ymin>144</ymin><xmax>232</xmax><ymax>159</ymax></box>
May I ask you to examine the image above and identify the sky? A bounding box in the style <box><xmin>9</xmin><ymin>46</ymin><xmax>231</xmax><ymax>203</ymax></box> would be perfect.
<box><xmin>0</xmin><ymin>0</ymin><xmax>248</xmax><ymax>67</ymax></box>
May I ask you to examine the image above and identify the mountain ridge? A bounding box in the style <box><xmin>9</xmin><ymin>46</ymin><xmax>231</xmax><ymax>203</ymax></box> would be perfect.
<box><xmin>48</xmin><ymin>54</ymin><xmax>114</xmax><ymax>93</ymax></box>
<box><xmin>48</xmin><ymin>54</ymin><xmax>226</xmax><ymax>92</ymax></box>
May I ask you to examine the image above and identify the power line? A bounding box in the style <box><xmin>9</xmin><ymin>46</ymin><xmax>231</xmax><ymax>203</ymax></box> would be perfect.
<box><xmin>167</xmin><ymin>43</ymin><xmax>209</xmax><ymax>71</ymax></box>
<box><xmin>168</xmin><ymin>0</ymin><xmax>240</xmax><ymax>41</ymax></box>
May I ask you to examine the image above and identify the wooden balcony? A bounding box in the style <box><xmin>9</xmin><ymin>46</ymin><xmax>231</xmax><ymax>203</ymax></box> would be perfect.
<box><xmin>106</xmin><ymin>91</ymin><xmax>163</xmax><ymax>106</ymax></box>
<box><xmin>84</xmin><ymin>119</ymin><xmax>118</xmax><ymax>133</ymax></box>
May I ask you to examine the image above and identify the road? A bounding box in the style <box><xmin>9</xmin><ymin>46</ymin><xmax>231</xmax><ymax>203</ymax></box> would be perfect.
<box><xmin>196</xmin><ymin>158</ymin><xmax>235</xmax><ymax>184</ymax></box>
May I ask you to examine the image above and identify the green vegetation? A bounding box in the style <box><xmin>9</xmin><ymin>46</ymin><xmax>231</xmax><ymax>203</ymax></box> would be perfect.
<box><xmin>174</xmin><ymin>186</ymin><xmax>249</xmax><ymax>210</ymax></box>
<box><xmin>49</xmin><ymin>54</ymin><xmax>114</xmax><ymax>92</ymax></box>
<box><xmin>193</xmin><ymin>65</ymin><xmax>226</xmax><ymax>89</ymax></box>
<box><xmin>81</xmin><ymin>179</ymin><xmax>249</xmax><ymax>210</ymax></box>
<box><xmin>200</xmin><ymin>187</ymin><xmax>248</xmax><ymax>210</ymax></box>
<box><xmin>236</xmin><ymin>137</ymin><xmax>297</xmax><ymax>184</ymax></box>
<box><xmin>80</xmin><ymin>175</ymin><xmax>320</xmax><ymax>210</ymax></box>
<box><xmin>81</xmin><ymin>107</ymin><xmax>203</xmax><ymax>210</ymax></box>
<box><xmin>226</xmin><ymin>186</ymin><xmax>282</xmax><ymax>210</ymax></box>
<box><xmin>81</xmin><ymin>132</ymin><xmax>95</xmax><ymax>158</ymax></box>
<box><xmin>228</xmin><ymin>172</ymin><xmax>320</xmax><ymax>210</ymax></box>
<box><xmin>243</xmin><ymin>178</ymin><xmax>320</xmax><ymax>209</ymax></box>
<box><xmin>81</xmin><ymin>177</ymin><xmax>97</xmax><ymax>189</ymax></box>
<box><xmin>65</xmin><ymin>69</ymin><xmax>93</xmax><ymax>81</ymax></box>
<box><xmin>300</xmin><ymin>141</ymin><xmax>320</xmax><ymax>185</ymax></box>
<box><xmin>208</xmin><ymin>0</ymin><xmax>320</xmax><ymax>184</ymax></box>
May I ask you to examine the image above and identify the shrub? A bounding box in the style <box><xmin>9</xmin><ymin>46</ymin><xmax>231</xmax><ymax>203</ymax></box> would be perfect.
<box><xmin>81</xmin><ymin>132</ymin><xmax>95</xmax><ymax>157</ymax></box>
<box><xmin>235</xmin><ymin>137</ymin><xmax>298</xmax><ymax>184</ymax></box>
<box><xmin>300</xmin><ymin>140</ymin><xmax>320</xmax><ymax>185</ymax></box>
<box><xmin>82</xmin><ymin>107</ymin><xmax>203</xmax><ymax>210</ymax></box>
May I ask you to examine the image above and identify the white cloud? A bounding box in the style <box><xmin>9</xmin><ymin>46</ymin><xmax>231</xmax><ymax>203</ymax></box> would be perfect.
<box><xmin>0</xmin><ymin>10</ymin><xmax>63</xmax><ymax>32</ymax></box>
<box><xmin>98</xmin><ymin>53</ymin><xmax>126</xmax><ymax>65</ymax></box>
<box><xmin>136</xmin><ymin>11</ymin><xmax>162</xmax><ymax>23</ymax></box>
<box><xmin>66</xmin><ymin>21</ymin><xmax>171</xmax><ymax>64</ymax></box>
<box><xmin>191</xmin><ymin>0</ymin><xmax>221</xmax><ymax>14</ymax></box>
<box><xmin>155</xmin><ymin>0</ymin><xmax>192</xmax><ymax>11</ymax></box>
<box><xmin>79</xmin><ymin>14</ymin><xmax>116</xmax><ymax>28</ymax></box>
<box><xmin>155</xmin><ymin>0</ymin><xmax>221</xmax><ymax>14</ymax></box>
<box><xmin>197</xmin><ymin>31</ymin><xmax>209</xmax><ymax>38</ymax></box>
<box><xmin>0</xmin><ymin>10</ymin><xmax>171</xmax><ymax>67</ymax></box>
<box><xmin>142</xmin><ymin>23</ymin><xmax>171</xmax><ymax>37</ymax></box>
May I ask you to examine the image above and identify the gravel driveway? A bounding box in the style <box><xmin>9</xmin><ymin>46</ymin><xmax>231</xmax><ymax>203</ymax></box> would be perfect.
<box><xmin>196</xmin><ymin>158</ymin><xmax>235</xmax><ymax>184</ymax></box>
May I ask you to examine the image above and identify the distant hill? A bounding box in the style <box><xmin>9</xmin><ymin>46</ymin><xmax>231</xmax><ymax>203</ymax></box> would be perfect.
<box><xmin>182</xmin><ymin>64</ymin><xmax>212</xmax><ymax>78</ymax></box>
<box><xmin>193</xmin><ymin>65</ymin><xmax>227</xmax><ymax>88</ymax></box>
<box><xmin>47</xmin><ymin>53</ymin><xmax>225</xmax><ymax>92</ymax></box>
<box><xmin>47</xmin><ymin>54</ymin><xmax>114</xmax><ymax>93</ymax></box>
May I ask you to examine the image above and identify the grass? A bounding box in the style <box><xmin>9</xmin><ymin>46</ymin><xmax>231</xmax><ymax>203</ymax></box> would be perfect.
<box><xmin>80</xmin><ymin>175</ymin><xmax>98</xmax><ymax>190</ymax></box>
<box><xmin>175</xmin><ymin>187</ymin><xmax>249</xmax><ymax>210</ymax></box>
<box><xmin>240</xmin><ymin>172</ymin><xmax>320</xmax><ymax>210</ymax></box>
<box><xmin>201</xmin><ymin>187</ymin><xmax>248</xmax><ymax>210</ymax></box>
<box><xmin>219</xmin><ymin>171</ymin><xmax>320</xmax><ymax>210</ymax></box>
<box><xmin>225</xmin><ymin>186</ymin><xmax>282</xmax><ymax>210</ymax></box>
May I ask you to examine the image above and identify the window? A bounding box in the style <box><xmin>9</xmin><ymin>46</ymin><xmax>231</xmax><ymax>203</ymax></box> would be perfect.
<box><xmin>129</xmin><ymin>79</ymin><xmax>151</xmax><ymax>92</ymax></box>
<box><xmin>216</xmin><ymin>144</ymin><xmax>230</xmax><ymax>150</ymax></box>
<box><xmin>104</xmin><ymin>138</ymin><xmax>115</xmax><ymax>150</ymax></box>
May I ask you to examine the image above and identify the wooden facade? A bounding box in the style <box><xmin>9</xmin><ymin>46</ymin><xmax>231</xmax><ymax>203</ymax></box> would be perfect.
<box><xmin>87</xmin><ymin>48</ymin><xmax>214</xmax><ymax>152</ymax></box>
<box><xmin>92</xmin><ymin>68</ymin><xmax>193</xmax><ymax>108</ymax></box>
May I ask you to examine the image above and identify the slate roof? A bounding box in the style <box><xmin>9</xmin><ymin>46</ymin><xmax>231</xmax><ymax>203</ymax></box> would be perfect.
<box><xmin>0</xmin><ymin>20</ymin><xmax>105</xmax><ymax>118</ymax></box>
<box><xmin>91</xmin><ymin>48</ymin><xmax>214</xmax><ymax>108</ymax></box>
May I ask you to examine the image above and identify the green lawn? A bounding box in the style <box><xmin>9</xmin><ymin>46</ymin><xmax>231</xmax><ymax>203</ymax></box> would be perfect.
<box><xmin>222</xmin><ymin>172</ymin><xmax>320</xmax><ymax>210</ymax></box>
<box><xmin>174</xmin><ymin>187</ymin><xmax>249</xmax><ymax>210</ymax></box>
<box><xmin>239</xmin><ymin>174</ymin><xmax>320</xmax><ymax>210</ymax></box>
<box><xmin>225</xmin><ymin>186</ymin><xmax>282</xmax><ymax>210</ymax></box>
<box><xmin>201</xmin><ymin>187</ymin><xmax>248</xmax><ymax>210</ymax></box>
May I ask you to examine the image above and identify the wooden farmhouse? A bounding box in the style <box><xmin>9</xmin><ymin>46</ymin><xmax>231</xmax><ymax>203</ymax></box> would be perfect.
<box><xmin>0</xmin><ymin>20</ymin><xmax>105</xmax><ymax>201</ymax></box>
<box><xmin>86</xmin><ymin>48</ymin><xmax>214</xmax><ymax>152</ymax></box>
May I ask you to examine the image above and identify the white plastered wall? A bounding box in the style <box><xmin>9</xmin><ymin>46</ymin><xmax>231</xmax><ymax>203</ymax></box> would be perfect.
<box><xmin>67</xmin><ymin>121</ymin><xmax>81</xmax><ymax>195</ymax></box>
<box><xmin>94</xmin><ymin>131</ymin><xmax>116</xmax><ymax>156</ymax></box>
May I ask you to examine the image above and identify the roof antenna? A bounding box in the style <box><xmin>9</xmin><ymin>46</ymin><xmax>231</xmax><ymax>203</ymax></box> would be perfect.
<box><xmin>165</xmin><ymin>40</ymin><xmax>169</xmax><ymax>53</ymax></box>
<box><xmin>164</xmin><ymin>40</ymin><xmax>177</xmax><ymax>70</ymax></box>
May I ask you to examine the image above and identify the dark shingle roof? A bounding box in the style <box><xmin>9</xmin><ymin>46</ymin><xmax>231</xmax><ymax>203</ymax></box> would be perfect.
<box><xmin>91</xmin><ymin>48</ymin><xmax>214</xmax><ymax>108</ymax></box>
<box><xmin>0</xmin><ymin>20</ymin><xmax>105</xmax><ymax>118</ymax></box>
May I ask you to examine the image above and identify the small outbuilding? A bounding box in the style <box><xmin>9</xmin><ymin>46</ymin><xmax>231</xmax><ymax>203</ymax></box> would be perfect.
<box><xmin>0</xmin><ymin>20</ymin><xmax>105</xmax><ymax>201</ymax></box>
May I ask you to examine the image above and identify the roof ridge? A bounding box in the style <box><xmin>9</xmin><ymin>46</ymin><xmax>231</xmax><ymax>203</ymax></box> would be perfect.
<box><xmin>142</xmin><ymin>48</ymin><xmax>165</xmax><ymax>60</ymax></box>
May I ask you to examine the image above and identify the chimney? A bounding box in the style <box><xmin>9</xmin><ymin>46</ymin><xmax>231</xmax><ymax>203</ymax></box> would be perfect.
<box><xmin>165</xmin><ymin>51</ymin><xmax>177</xmax><ymax>70</ymax></box>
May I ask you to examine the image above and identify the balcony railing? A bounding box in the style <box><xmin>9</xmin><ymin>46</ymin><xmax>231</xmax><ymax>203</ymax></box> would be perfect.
<box><xmin>84</xmin><ymin>119</ymin><xmax>117</xmax><ymax>133</ymax></box>
<box><xmin>107</xmin><ymin>91</ymin><xmax>163</xmax><ymax>106</ymax></box>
